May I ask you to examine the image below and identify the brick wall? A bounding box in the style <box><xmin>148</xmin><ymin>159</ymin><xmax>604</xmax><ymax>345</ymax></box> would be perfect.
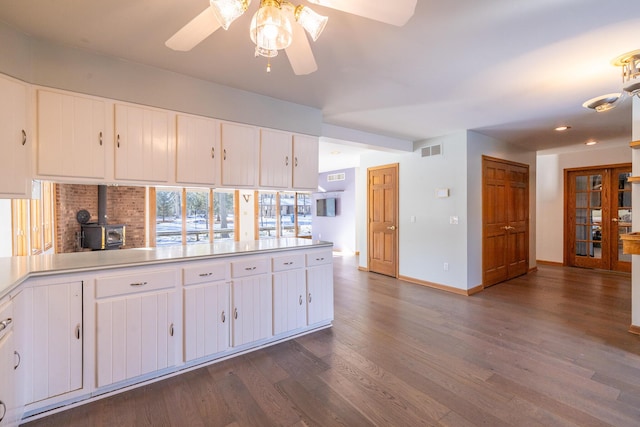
<box><xmin>55</xmin><ymin>184</ymin><xmax>146</xmax><ymax>253</ymax></box>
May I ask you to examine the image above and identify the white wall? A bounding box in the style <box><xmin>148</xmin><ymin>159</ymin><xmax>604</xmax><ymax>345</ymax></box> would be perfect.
<box><xmin>0</xmin><ymin>21</ymin><xmax>322</xmax><ymax>137</ymax></box>
<box><xmin>536</xmin><ymin>144</ymin><xmax>631</xmax><ymax>263</ymax></box>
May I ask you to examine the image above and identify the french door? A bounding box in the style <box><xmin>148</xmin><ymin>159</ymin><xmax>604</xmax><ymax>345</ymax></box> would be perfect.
<box><xmin>565</xmin><ymin>165</ymin><xmax>632</xmax><ymax>272</ymax></box>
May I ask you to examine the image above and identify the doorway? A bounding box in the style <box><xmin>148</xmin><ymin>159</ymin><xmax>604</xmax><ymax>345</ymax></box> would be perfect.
<box><xmin>367</xmin><ymin>164</ymin><xmax>399</xmax><ymax>277</ymax></box>
<box><xmin>564</xmin><ymin>165</ymin><xmax>631</xmax><ymax>272</ymax></box>
<box><xmin>482</xmin><ymin>156</ymin><xmax>529</xmax><ymax>287</ymax></box>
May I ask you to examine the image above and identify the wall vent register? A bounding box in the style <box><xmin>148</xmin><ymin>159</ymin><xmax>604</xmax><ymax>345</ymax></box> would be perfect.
<box><xmin>421</xmin><ymin>144</ymin><xmax>442</xmax><ymax>157</ymax></box>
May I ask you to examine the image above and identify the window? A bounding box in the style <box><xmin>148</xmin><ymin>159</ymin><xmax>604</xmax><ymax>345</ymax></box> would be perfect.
<box><xmin>152</xmin><ymin>187</ymin><xmax>236</xmax><ymax>246</ymax></box>
<box><xmin>257</xmin><ymin>191</ymin><xmax>312</xmax><ymax>239</ymax></box>
<box><xmin>11</xmin><ymin>181</ymin><xmax>55</xmax><ymax>256</ymax></box>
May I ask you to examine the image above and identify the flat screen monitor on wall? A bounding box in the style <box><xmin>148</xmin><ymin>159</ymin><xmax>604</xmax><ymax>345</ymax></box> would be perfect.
<box><xmin>316</xmin><ymin>198</ymin><xmax>337</xmax><ymax>217</ymax></box>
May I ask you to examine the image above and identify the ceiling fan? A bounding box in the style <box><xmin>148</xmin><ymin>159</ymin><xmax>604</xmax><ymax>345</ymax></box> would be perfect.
<box><xmin>165</xmin><ymin>0</ymin><xmax>417</xmax><ymax>75</ymax></box>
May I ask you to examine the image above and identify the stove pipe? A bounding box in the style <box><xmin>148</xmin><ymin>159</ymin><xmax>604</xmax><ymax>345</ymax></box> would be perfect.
<box><xmin>98</xmin><ymin>185</ymin><xmax>107</xmax><ymax>225</ymax></box>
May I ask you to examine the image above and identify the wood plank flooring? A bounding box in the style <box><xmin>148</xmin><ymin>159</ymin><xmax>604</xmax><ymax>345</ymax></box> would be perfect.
<box><xmin>23</xmin><ymin>256</ymin><xmax>640</xmax><ymax>426</ymax></box>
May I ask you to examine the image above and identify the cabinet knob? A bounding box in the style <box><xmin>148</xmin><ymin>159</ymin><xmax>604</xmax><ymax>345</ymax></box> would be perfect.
<box><xmin>117</xmin><ymin>134</ymin><xmax>121</xmax><ymax>148</ymax></box>
<box><xmin>99</xmin><ymin>131</ymin><xmax>103</xmax><ymax>146</ymax></box>
<box><xmin>234</xmin><ymin>308</ymin><xmax>238</xmax><ymax>319</ymax></box>
<box><xmin>21</xmin><ymin>129</ymin><xmax>27</xmax><ymax>146</ymax></box>
<box><xmin>211</xmin><ymin>147</ymin><xmax>215</xmax><ymax>159</ymax></box>
<box><xmin>169</xmin><ymin>323</ymin><xmax>174</xmax><ymax>337</ymax></box>
<box><xmin>285</xmin><ymin>156</ymin><xmax>289</xmax><ymax>166</ymax></box>
<box><xmin>294</xmin><ymin>157</ymin><xmax>298</xmax><ymax>167</ymax></box>
<box><xmin>308</xmin><ymin>293</ymin><xmax>312</xmax><ymax>303</ymax></box>
<box><xmin>14</xmin><ymin>351</ymin><xmax>21</xmax><ymax>370</ymax></box>
<box><xmin>299</xmin><ymin>295</ymin><xmax>303</xmax><ymax>305</ymax></box>
<box><xmin>0</xmin><ymin>400</ymin><xmax>6</xmax><ymax>423</ymax></box>
<box><xmin>223</xmin><ymin>149</ymin><xmax>227</xmax><ymax>160</ymax></box>
<box><xmin>75</xmin><ymin>324</ymin><xmax>81</xmax><ymax>340</ymax></box>
<box><xmin>221</xmin><ymin>310</ymin><xmax>226</xmax><ymax>323</ymax></box>
<box><xmin>0</xmin><ymin>317</ymin><xmax>12</xmax><ymax>332</ymax></box>
<box><xmin>130</xmin><ymin>281</ymin><xmax>148</xmax><ymax>287</ymax></box>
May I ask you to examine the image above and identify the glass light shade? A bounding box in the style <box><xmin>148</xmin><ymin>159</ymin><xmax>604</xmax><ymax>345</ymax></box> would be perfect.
<box><xmin>250</xmin><ymin>1</ymin><xmax>293</xmax><ymax>53</ymax></box>
<box><xmin>255</xmin><ymin>46</ymin><xmax>278</xmax><ymax>58</ymax></box>
<box><xmin>295</xmin><ymin>5</ymin><xmax>328</xmax><ymax>41</ymax></box>
<box><xmin>210</xmin><ymin>0</ymin><xmax>251</xmax><ymax>30</ymax></box>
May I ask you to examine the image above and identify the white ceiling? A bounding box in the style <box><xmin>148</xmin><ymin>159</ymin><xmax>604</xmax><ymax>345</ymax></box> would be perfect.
<box><xmin>1</xmin><ymin>0</ymin><xmax>639</xmax><ymax>169</ymax></box>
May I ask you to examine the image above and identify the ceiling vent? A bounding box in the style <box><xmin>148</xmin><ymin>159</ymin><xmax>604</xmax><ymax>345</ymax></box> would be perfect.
<box><xmin>327</xmin><ymin>172</ymin><xmax>346</xmax><ymax>182</ymax></box>
<box><xmin>421</xmin><ymin>144</ymin><xmax>442</xmax><ymax>157</ymax></box>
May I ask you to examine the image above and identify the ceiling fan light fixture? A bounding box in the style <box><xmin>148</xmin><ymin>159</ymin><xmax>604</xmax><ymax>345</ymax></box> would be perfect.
<box><xmin>294</xmin><ymin>5</ymin><xmax>328</xmax><ymax>41</ymax></box>
<box><xmin>255</xmin><ymin>46</ymin><xmax>278</xmax><ymax>58</ymax></box>
<box><xmin>250</xmin><ymin>0</ymin><xmax>293</xmax><ymax>53</ymax></box>
<box><xmin>210</xmin><ymin>0</ymin><xmax>251</xmax><ymax>30</ymax></box>
<box><xmin>612</xmin><ymin>49</ymin><xmax>640</xmax><ymax>83</ymax></box>
<box><xmin>582</xmin><ymin>93</ymin><xmax>621</xmax><ymax>112</ymax></box>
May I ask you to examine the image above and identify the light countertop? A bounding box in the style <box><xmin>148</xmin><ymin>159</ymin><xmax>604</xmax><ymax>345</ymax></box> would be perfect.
<box><xmin>0</xmin><ymin>238</ymin><xmax>332</xmax><ymax>299</ymax></box>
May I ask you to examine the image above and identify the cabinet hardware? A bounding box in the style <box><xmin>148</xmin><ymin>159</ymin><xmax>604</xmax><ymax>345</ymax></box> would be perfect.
<box><xmin>612</xmin><ymin>218</ymin><xmax>619</xmax><ymax>222</ymax></box>
<box><xmin>117</xmin><ymin>134</ymin><xmax>121</xmax><ymax>148</ymax></box>
<box><xmin>244</xmin><ymin>266</ymin><xmax>256</xmax><ymax>271</ymax></box>
<box><xmin>299</xmin><ymin>295</ymin><xmax>303</xmax><ymax>305</ymax></box>
<box><xmin>386</xmin><ymin>225</ymin><xmax>397</xmax><ymax>231</ymax></box>
<box><xmin>234</xmin><ymin>308</ymin><xmax>238</xmax><ymax>319</ymax></box>
<box><xmin>169</xmin><ymin>323</ymin><xmax>174</xmax><ymax>337</ymax></box>
<box><xmin>14</xmin><ymin>351</ymin><xmax>21</xmax><ymax>370</ymax></box>
<box><xmin>0</xmin><ymin>317</ymin><xmax>12</xmax><ymax>332</ymax></box>
<box><xmin>99</xmin><ymin>131</ymin><xmax>103</xmax><ymax>146</ymax></box>
<box><xmin>308</xmin><ymin>293</ymin><xmax>312</xmax><ymax>303</ymax></box>
<box><xmin>221</xmin><ymin>310</ymin><xmax>226</xmax><ymax>323</ymax></box>
<box><xmin>283</xmin><ymin>261</ymin><xmax>293</xmax><ymax>265</ymax></box>
<box><xmin>130</xmin><ymin>281</ymin><xmax>148</xmax><ymax>286</ymax></box>
<box><xmin>500</xmin><ymin>226</ymin><xmax>515</xmax><ymax>231</ymax></box>
<box><xmin>199</xmin><ymin>272</ymin><xmax>213</xmax><ymax>277</ymax></box>
<box><xmin>285</xmin><ymin>156</ymin><xmax>289</xmax><ymax>166</ymax></box>
<box><xmin>294</xmin><ymin>157</ymin><xmax>298</xmax><ymax>167</ymax></box>
<box><xmin>0</xmin><ymin>400</ymin><xmax>6</xmax><ymax>422</ymax></box>
<box><xmin>315</xmin><ymin>257</ymin><xmax>324</xmax><ymax>261</ymax></box>
<box><xmin>211</xmin><ymin>147</ymin><xmax>215</xmax><ymax>159</ymax></box>
<box><xmin>75</xmin><ymin>324</ymin><xmax>81</xmax><ymax>340</ymax></box>
<box><xmin>21</xmin><ymin>129</ymin><xmax>27</xmax><ymax>146</ymax></box>
<box><xmin>223</xmin><ymin>149</ymin><xmax>227</xmax><ymax>160</ymax></box>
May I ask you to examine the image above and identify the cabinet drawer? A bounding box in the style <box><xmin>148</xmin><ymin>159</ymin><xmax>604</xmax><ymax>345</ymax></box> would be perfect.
<box><xmin>306</xmin><ymin>250</ymin><xmax>332</xmax><ymax>267</ymax></box>
<box><xmin>0</xmin><ymin>296</ymin><xmax>12</xmax><ymax>341</ymax></box>
<box><xmin>231</xmin><ymin>258</ymin><xmax>268</xmax><ymax>278</ymax></box>
<box><xmin>272</xmin><ymin>253</ymin><xmax>305</xmax><ymax>272</ymax></box>
<box><xmin>183</xmin><ymin>261</ymin><xmax>229</xmax><ymax>286</ymax></box>
<box><xmin>96</xmin><ymin>268</ymin><xmax>177</xmax><ymax>299</ymax></box>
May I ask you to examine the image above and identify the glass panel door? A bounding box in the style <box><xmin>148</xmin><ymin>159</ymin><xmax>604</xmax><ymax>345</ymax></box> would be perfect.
<box><xmin>613</xmin><ymin>169</ymin><xmax>632</xmax><ymax>271</ymax></box>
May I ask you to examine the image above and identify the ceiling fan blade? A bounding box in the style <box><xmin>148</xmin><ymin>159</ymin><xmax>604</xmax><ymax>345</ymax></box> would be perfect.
<box><xmin>307</xmin><ymin>0</ymin><xmax>417</xmax><ymax>26</ymax></box>
<box><xmin>285</xmin><ymin>19</ymin><xmax>318</xmax><ymax>75</ymax></box>
<box><xmin>165</xmin><ymin>6</ymin><xmax>222</xmax><ymax>52</ymax></box>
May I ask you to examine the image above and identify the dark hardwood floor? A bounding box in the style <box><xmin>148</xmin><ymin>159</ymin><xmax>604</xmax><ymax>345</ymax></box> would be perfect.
<box><xmin>24</xmin><ymin>256</ymin><xmax>640</xmax><ymax>426</ymax></box>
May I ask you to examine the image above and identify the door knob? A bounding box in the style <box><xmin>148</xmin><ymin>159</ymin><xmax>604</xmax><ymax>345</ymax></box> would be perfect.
<box><xmin>612</xmin><ymin>218</ymin><xmax>619</xmax><ymax>222</ymax></box>
<box><xmin>387</xmin><ymin>225</ymin><xmax>397</xmax><ymax>230</ymax></box>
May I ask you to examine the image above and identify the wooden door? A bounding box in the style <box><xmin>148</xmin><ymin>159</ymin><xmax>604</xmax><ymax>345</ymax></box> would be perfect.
<box><xmin>368</xmin><ymin>164</ymin><xmax>399</xmax><ymax>277</ymax></box>
<box><xmin>482</xmin><ymin>157</ymin><xmax>529</xmax><ymax>287</ymax></box>
<box><xmin>565</xmin><ymin>165</ymin><xmax>631</xmax><ymax>272</ymax></box>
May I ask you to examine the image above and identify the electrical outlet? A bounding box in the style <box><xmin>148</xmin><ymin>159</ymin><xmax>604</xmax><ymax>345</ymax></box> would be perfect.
<box><xmin>410</xmin><ymin>215</ymin><xmax>416</xmax><ymax>223</ymax></box>
<box><xmin>443</xmin><ymin>262</ymin><xmax>449</xmax><ymax>271</ymax></box>
<box><xmin>449</xmin><ymin>216</ymin><xmax>459</xmax><ymax>225</ymax></box>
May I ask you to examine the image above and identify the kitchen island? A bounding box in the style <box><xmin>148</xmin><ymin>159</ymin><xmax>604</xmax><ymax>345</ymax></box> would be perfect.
<box><xmin>0</xmin><ymin>238</ymin><xmax>333</xmax><ymax>426</ymax></box>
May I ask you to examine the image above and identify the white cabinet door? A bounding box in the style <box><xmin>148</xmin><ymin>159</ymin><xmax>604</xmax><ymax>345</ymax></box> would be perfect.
<box><xmin>31</xmin><ymin>281</ymin><xmax>83</xmax><ymax>403</ymax></box>
<box><xmin>183</xmin><ymin>281</ymin><xmax>230</xmax><ymax>362</ymax></box>
<box><xmin>114</xmin><ymin>103</ymin><xmax>169</xmax><ymax>182</ymax></box>
<box><xmin>220</xmin><ymin>121</ymin><xmax>258</xmax><ymax>187</ymax></box>
<box><xmin>37</xmin><ymin>90</ymin><xmax>106</xmax><ymax>179</ymax></box>
<box><xmin>231</xmin><ymin>275</ymin><xmax>272</xmax><ymax>347</ymax></box>
<box><xmin>259</xmin><ymin>128</ymin><xmax>292</xmax><ymax>189</ymax></box>
<box><xmin>306</xmin><ymin>263</ymin><xmax>334</xmax><ymax>326</ymax></box>
<box><xmin>96</xmin><ymin>290</ymin><xmax>176</xmax><ymax>388</ymax></box>
<box><xmin>12</xmin><ymin>288</ymin><xmax>32</xmax><ymax>422</ymax></box>
<box><xmin>176</xmin><ymin>114</ymin><xmax>220</xmax><ymax>185</ymax></box>
<box><xmin>272</xmin><ymin>269</ymin><xmax>307</xmax><ymax>335</ymax></box>
<box><xmin>0</xmin><ymin>297</ymin><xmax>16</xmax><ymax>427</ymax></box>
<box><xmin>292</xmin><ymin>134</ymin><xmax>319</xmax><ymax>190</ymax></box>
<box><xmin>0</xmin><ymin>76</ymin><xmax>30</xmax><ymax>198</ymax></box>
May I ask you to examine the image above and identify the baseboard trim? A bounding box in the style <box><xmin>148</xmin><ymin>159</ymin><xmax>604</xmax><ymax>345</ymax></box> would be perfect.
<box><xmin>398</xmin><ymin>275</ymin><xmax>482</xmax><ymax>296</ymax></box>
<box><xmin>357</xmin><ymin>266</ymin><xmax>369</xmax><ymax>272</ymax></box>
<box><xmin>528</xmin><ymin>266</ymin><xmax>538</xmax><ymax>273</ymax></box>
<box><xmin>536</xmin><ymin>260</ymin><xmax>564</xmax><ymax>267</ymax></box>
<box><xmin>629</xmin><ymin>325</ymin><xmax>640</xmax><ymax>335</ymax></box>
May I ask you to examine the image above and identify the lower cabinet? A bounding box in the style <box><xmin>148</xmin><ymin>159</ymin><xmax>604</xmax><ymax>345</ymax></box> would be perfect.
<box><xmin>31</xmin><ymin>281</ymin><xmax>83</xmax><ymax>403</ymax></box>
<box><xmin>0</xmin><ymin>296</ymin><xmax>16</xmax><ymax>427</ymax></box>
<box><xmin>272</xmin><ymin>253</ymin><xmax>307</xmax><ymax>336</ymax></box>
<box><xmin>182</xmin><ymin>261</ymin><xmax>230</xmax><ymax>362</ymax></box>
<box><xmin>230</xmin><ymin>258</ymin><xmax>272</xmax><ymax>347</ymax></box>
<box><xmin>306</xmin><ymin>250</ymin><xmax>334</xmax><ymax>326</ymax></box>
<box><xmin>95</xmin><ymin>268</ymin><xmax>177</xmax><ymax>388</ymax></box>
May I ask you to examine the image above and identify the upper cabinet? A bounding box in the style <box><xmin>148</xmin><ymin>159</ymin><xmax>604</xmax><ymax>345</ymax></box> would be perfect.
<box><xmin>0</xmin><ymin>75</ymin><xmax>30</xmax><ymax>198</ymax></box>
<box><xmin>220</xmin><ymin>121</ymin><xmax>258</xmax><ymax>188</ymax></box>
<box><xmin>114</xmin><ymin>103</ymin><xmax>169</xmax><ymax>183</ymax></box>
<box><xmin>259</xmin><ymin>130</ymin><xmax>319</xmax><ymax>191</ymax></box>
<box><xmin>259</xmin><ymin>128</ymin><xmax>293</xmax><ymax>189</ymax></box>
<box><xmin>37</xmin><ymin>89</ymin><xmax>106</xmax><ymax>180</ymax></box>
<box><xmin>292</xmin><ymin>134</ymin><xmax>319</xmax><ymax>190</ymax></box>
<box><xmin>176</xmin><ymin>114</ymin><xmax>220</xmax><ymax>186</ymax></box>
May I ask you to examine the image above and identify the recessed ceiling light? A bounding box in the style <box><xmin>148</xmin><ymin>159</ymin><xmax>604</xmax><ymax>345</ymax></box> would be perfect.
<box><xmin>585</xmin><ymin>140</ymin><xmax>598</xmax><ymax>146</ymax></box>
<box><xmin>554</xmin><ymin>126</ymin><xmax>571</xmax><ymax>131</ymax></box>
<box><xmin>582</xmin><ymin>93</ymin><xmax>620</xmax><ymax>112</ymax></box>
